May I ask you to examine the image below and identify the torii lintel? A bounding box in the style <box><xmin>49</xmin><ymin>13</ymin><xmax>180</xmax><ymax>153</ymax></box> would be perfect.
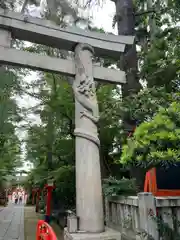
<box><xmin>0</xmin><ymin>10</ymin><xmax>134</xmax><ymax>59</ymax></box>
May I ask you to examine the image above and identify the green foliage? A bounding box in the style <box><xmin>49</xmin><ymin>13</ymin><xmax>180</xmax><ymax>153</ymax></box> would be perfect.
<box><xmin>52</xmin><ymin>165</ymin><xmax>75</xmax><ymax>208</ymax></box>
<box><xmin>24</xmin><ymin>69</ymin><xmax>75</xmax><ymax>208</ymax></box>
<box><xmin>120</xmin><ymin>102</ymin><xmax>180</xmax><ymax>169</ymax></box>
<box><xmin>156</xmin><ymin>216</ymin><xmax>180</xmax><ymax>240</ymax></box>
<box><xmin>0</xmin><ymin>67</ymin><xmax>22</xmax><ymax>185</ymax></box>
<box><xmin>141</xmin><ymin>29</ymin><xmax>180</xmax><ymax>92</ymax></box>
<box><xmin>103</xmin><ymin>176</ymin><xmax>137</xmax><ymax>196</ymax></box>
<box><xmin>117</xmin><ymin>87</ymin><xmax>172</xmax><ymax>124</ymax></box>
<box><xmin>145</xmin><ymin>211</ymin><xmax>180</xmax><ymax>240</ymax></box>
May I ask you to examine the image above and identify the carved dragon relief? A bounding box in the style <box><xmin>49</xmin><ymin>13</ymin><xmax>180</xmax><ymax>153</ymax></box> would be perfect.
<box><xmin>73</xmin><ymin>43</ymin><xmax>99</xmax><ymax>123</ymax></box>
<box><xmin>73</xmin><ymin>43</ymin><xmax>100</xmax><ymax>145</ymax></box>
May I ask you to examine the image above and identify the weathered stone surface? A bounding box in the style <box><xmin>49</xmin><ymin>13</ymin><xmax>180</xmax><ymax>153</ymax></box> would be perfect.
<box><xmin>0</xmin><ymin>29</ymin><xmax>11</xmax><ymax>47</ymax></box>
<box><xmin>64</xmin><ymin>227</ymin><xmax>121</xmax><ymax>240</ymax></box>
<box><xmin>0</xmin><ymin>46</ymin><xmax>126</xmax><ymax>84</ymax></box>
<box><xmin>73</xmin><ymin>44</ymin><xmax>104</xmax><ymax>233</ymax></box>
<box><xmin>67</xmin><ymin>215</ymin><xmax>78</xmax><ymax>233</ymax></box>
<box><xmin>0</xmin><ymin>10</ymin><xmax>134</xmax><ymax>58</ymax></box>
<box><xmin>0</xmin><ymin>203</ymin><xmax>24</xmax><ymax>240</ymax></box>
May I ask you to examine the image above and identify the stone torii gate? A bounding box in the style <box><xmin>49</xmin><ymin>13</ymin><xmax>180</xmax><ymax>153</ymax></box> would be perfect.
<box><xmin>0</xmin><ymin>9</ymin><xmax>134</xmax><ymax>239</ymax></box>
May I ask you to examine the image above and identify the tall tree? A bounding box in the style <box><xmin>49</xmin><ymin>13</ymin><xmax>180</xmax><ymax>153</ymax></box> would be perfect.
<box><xmin>0</xmin><ymin>68</ymin><xmax>22</xmax><ymax>185</ymax></box>
<box><xmin>113</xmin><ymin>0</ymin><xmax>141</xmax><ymax>95</ymax></box>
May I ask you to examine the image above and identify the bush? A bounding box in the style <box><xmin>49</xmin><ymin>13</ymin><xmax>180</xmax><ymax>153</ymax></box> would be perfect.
<box><xmin>120</xmin><ymin>102</ymin><xmax>180</xmax><ymax>170</ymax></box>
<box><xmin>103</xmin><ymin>176</ymin><xmax>137</xmax><ymax>196</ymax></box>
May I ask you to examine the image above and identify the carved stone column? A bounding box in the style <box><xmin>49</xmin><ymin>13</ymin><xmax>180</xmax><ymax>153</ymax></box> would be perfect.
<box><xmin>73</xmin><ymin>43</ymin><xmax>104</xmax><ymax>233</ymax></box>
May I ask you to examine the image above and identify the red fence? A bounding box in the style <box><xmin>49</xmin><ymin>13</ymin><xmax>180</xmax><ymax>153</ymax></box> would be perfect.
<box><xmin>36</xmin><ymin>220</ymin><xmax>57</xmax><ymax>240</ymax></box>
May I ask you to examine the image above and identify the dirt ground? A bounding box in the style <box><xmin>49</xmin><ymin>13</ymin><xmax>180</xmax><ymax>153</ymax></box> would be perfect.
<box><xmin>24</xmin><ymin>206</ymin><xmax>63</xmax><ymax>240</ymax></box>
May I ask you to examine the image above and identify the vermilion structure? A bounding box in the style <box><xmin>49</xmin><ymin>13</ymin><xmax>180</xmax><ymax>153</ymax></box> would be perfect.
<box><xmin>144</xmin><ymin>167</ymin><xmax>180</xmax><ymax>196</ymax></box>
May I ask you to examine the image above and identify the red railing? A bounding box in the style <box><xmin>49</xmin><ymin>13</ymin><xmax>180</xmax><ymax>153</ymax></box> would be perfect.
<box><xmin>36</xmin><ymin>220</ymin><xmax>57</xmax><ymax>240</ymax></box>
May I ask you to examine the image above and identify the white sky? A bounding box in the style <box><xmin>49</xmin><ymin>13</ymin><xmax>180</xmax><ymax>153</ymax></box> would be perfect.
<box><xmin>91</xmin><ymin>1</ymin><xmax>116</xmax><ymax>33</ymax></box>
<box><xmin>16</xmin><ymin>1</ymin><xmax>116</xmax><ymax>173</ymax></box>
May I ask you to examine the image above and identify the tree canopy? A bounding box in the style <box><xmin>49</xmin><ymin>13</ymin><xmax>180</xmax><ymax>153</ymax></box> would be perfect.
<box><xmin>0</xmin><ymin>68</ymin><xmax>22</xmax><ymax>188</ymax></box>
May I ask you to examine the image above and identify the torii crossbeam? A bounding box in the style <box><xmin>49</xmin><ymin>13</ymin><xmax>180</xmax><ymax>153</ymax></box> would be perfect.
<box><xmin>0</xmin><ymin>10</ymin><xmax>133</xmax><ymax>58</ymax></box>
<box><xmin>0</xmin><ymin>8</ymin><xmax>134</xmax><ymax>235</ymax></box>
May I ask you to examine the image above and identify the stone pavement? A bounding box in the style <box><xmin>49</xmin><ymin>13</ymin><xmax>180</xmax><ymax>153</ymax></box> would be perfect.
<box><xmin>0</xmin><ymin>203</ymin><xmax>24</xmax><ymax>240</ymax></box>
<box><xmin>24</xmin><ymin>206</ymin><xmax>63</xmax><ymax>240</ymax></box>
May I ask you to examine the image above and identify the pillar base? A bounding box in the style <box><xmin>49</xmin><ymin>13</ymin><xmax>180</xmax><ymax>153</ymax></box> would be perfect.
<box><xmin>45</xmin><ymin>215</ymin><xmax>51</xmax><ymax>223</ymax></box>
<box><xmin>64</xmin><ymin>227</ymin><xmax>121</xmax><ymax>240</ymax></box>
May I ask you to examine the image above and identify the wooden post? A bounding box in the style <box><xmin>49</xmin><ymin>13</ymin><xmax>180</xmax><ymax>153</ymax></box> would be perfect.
<box><xmin>138</xmin><ymin>192</ymin><xmax>159</xmax><ymax>240</ymax></box>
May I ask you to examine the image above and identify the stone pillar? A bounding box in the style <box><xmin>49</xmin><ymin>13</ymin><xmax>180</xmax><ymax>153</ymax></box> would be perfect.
<box><xmin>138</xmin><ymin>192</ymin><xmax>159</xmax><ymax>240</ymax></box>
<box><xmin>73</xmin><ymin>43</ymin><xmax>104</xmax><ymax>233</ymax></box>
<box><xmin>0</xmin><ymin>29</ymin><xmax>11</xmax><ymax>48</ymax></box>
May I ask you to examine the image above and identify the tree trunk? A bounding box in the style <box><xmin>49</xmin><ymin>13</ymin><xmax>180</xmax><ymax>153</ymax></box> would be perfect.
<box><xmin>115</xmin><ymin>0</ymin><xmax>141</xmax><ymax>97</ymax></box>
<box><xmin>114</xmin><ymin>0</ymin><xmax>144</xmax><ymax>186</ymax></box>
<box><xmin>115</xmin><ymin>0</ymin><xmax>141</xmax><ymax>137</ymax></box>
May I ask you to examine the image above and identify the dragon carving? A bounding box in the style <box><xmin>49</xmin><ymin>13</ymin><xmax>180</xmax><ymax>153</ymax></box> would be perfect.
<box><xmin>73</xmin><ymin>43</ymin><xmax>99</xmax><ymax>124</ymax></box>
